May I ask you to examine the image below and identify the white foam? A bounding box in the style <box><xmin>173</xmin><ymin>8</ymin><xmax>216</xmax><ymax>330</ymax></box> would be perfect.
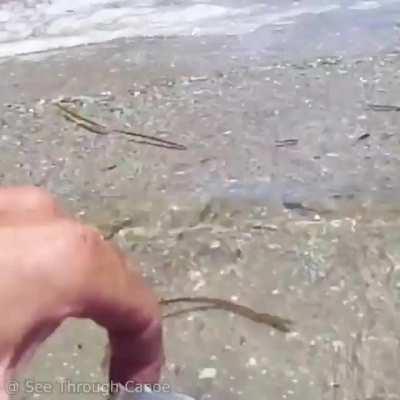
<box><xmin>349</xmin><ymin>1</ymin><xmax>381</xmax><ymax>10</ymax></box>
<box><xmin>0</xmin><ymin>1</ymin><xmax>343</xmax><ymax>58</ymax></box>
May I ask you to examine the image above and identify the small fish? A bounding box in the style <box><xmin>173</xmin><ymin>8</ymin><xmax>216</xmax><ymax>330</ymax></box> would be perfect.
<box><xmin>282</xmin><ymin>201</ymin><xmax>316</xmax><ymax>214</ymax></box>
<box><xmin>355</xmin><ymin>133</ymin><xmax>370</xmax><ymax>142</ymax></box>
<box><xmin>366</xmin><ymin>104</ymin><xmax>400</xmax><ymax>112</ymax></box>
<box><xmin>275</xmin><ymin>138</ymin><xmax>299</xmax><ymax>148</ymax></box>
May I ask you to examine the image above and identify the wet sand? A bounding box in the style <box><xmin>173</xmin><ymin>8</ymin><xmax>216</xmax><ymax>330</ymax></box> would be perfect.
<box><xmin>2</xmin><ymin>35</ymin><xmax>400</xmax><ymax>399</ymax></box>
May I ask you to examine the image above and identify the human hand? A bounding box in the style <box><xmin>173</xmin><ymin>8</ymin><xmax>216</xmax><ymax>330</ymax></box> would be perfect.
<box><xmin>0</xmin><ymin>186</ymin><xmax>164</xmax><ymax>399</ymax></box>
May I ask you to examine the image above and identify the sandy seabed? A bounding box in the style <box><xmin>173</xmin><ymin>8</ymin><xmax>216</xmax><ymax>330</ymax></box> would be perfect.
<box><xmin>2</xmin><ymin>35</ymin><xmax>400</xmax><ymax>399</ymax></box>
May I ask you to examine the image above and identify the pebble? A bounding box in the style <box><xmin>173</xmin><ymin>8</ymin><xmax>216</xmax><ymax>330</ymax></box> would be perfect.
<box><xmin>193</xmin><ymin>280</ymin><xmax>205</xmax><ymax>291</ymax></box>
<box><xmin>246</xmin><ymin>357</ymin><xmax>257</xmax><ymax>367</ymax></box>
<box><xmin>198</xmin><ymin>367</ymin><xmax>217</xmax><ymax>380</ymax></box>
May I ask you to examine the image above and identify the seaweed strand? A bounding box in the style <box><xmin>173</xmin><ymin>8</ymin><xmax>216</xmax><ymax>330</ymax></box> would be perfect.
<box><xmin>55</xmin><ymin>102</ymin><xmax>187</xmax><ymax>150</ymax></box>
<box><xmin>160</xmin><ymin>296</ymin><xmax>293</xmax><ymax>333</ymax></box>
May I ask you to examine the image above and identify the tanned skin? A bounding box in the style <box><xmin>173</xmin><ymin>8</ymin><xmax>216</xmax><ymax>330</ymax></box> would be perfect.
<box><xmin>0</xmin><ymin>186</ymin><xmax>164</xmax><ymax>399</ymax></box>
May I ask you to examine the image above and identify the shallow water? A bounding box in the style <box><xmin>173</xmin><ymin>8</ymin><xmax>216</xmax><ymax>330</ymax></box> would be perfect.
<box><xmin>2</xmin><ymin>0</ymin><xmax>400</xmax><ymax>399</ymax></box>
<box><xmin>2</xmin><ymin>39</ymin><xmax>400</xmax><ymax>398</ymax></box>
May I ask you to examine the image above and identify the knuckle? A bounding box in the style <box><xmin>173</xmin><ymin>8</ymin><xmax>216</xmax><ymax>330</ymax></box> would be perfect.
<box><xmin>52</xmin><ymin>222</ymin><xmax>105</xmax><ymax>292</ymax></box>
<box><xmin>69</xmin><ymin>223</ymin><xmax>119</xmax><ymax>281</ymax></box>
<box><xmin>2</xmin><ymin>185</ymin><xmax>61</xmax><ymax>214</ymax></box>
<box><xmin>24</xmin><ymin>187</ymin><xmax>60</xmax><ymax>212</ymax></box>
<box><xmin>67</xmin><ymin>223</ymin><xmax>104</xmax><ymax>259</ymax></box>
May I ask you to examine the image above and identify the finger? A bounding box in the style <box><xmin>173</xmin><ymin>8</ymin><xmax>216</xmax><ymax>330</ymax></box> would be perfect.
<box><xmin>72</xmin><ymin>235</ymin><xmax>164</xmax><ymax>387</ymax></box>
<box><xmin>0</xmin><ymin>186</ymin><xmax>66</xmax><ymax>220</ymax></box>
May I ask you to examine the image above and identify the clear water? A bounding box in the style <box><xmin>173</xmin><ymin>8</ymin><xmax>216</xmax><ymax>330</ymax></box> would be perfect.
<box><xmin>3</xmin><ymin>2</ymin><xmax>400</xmax><ymax>400</ymax></box>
